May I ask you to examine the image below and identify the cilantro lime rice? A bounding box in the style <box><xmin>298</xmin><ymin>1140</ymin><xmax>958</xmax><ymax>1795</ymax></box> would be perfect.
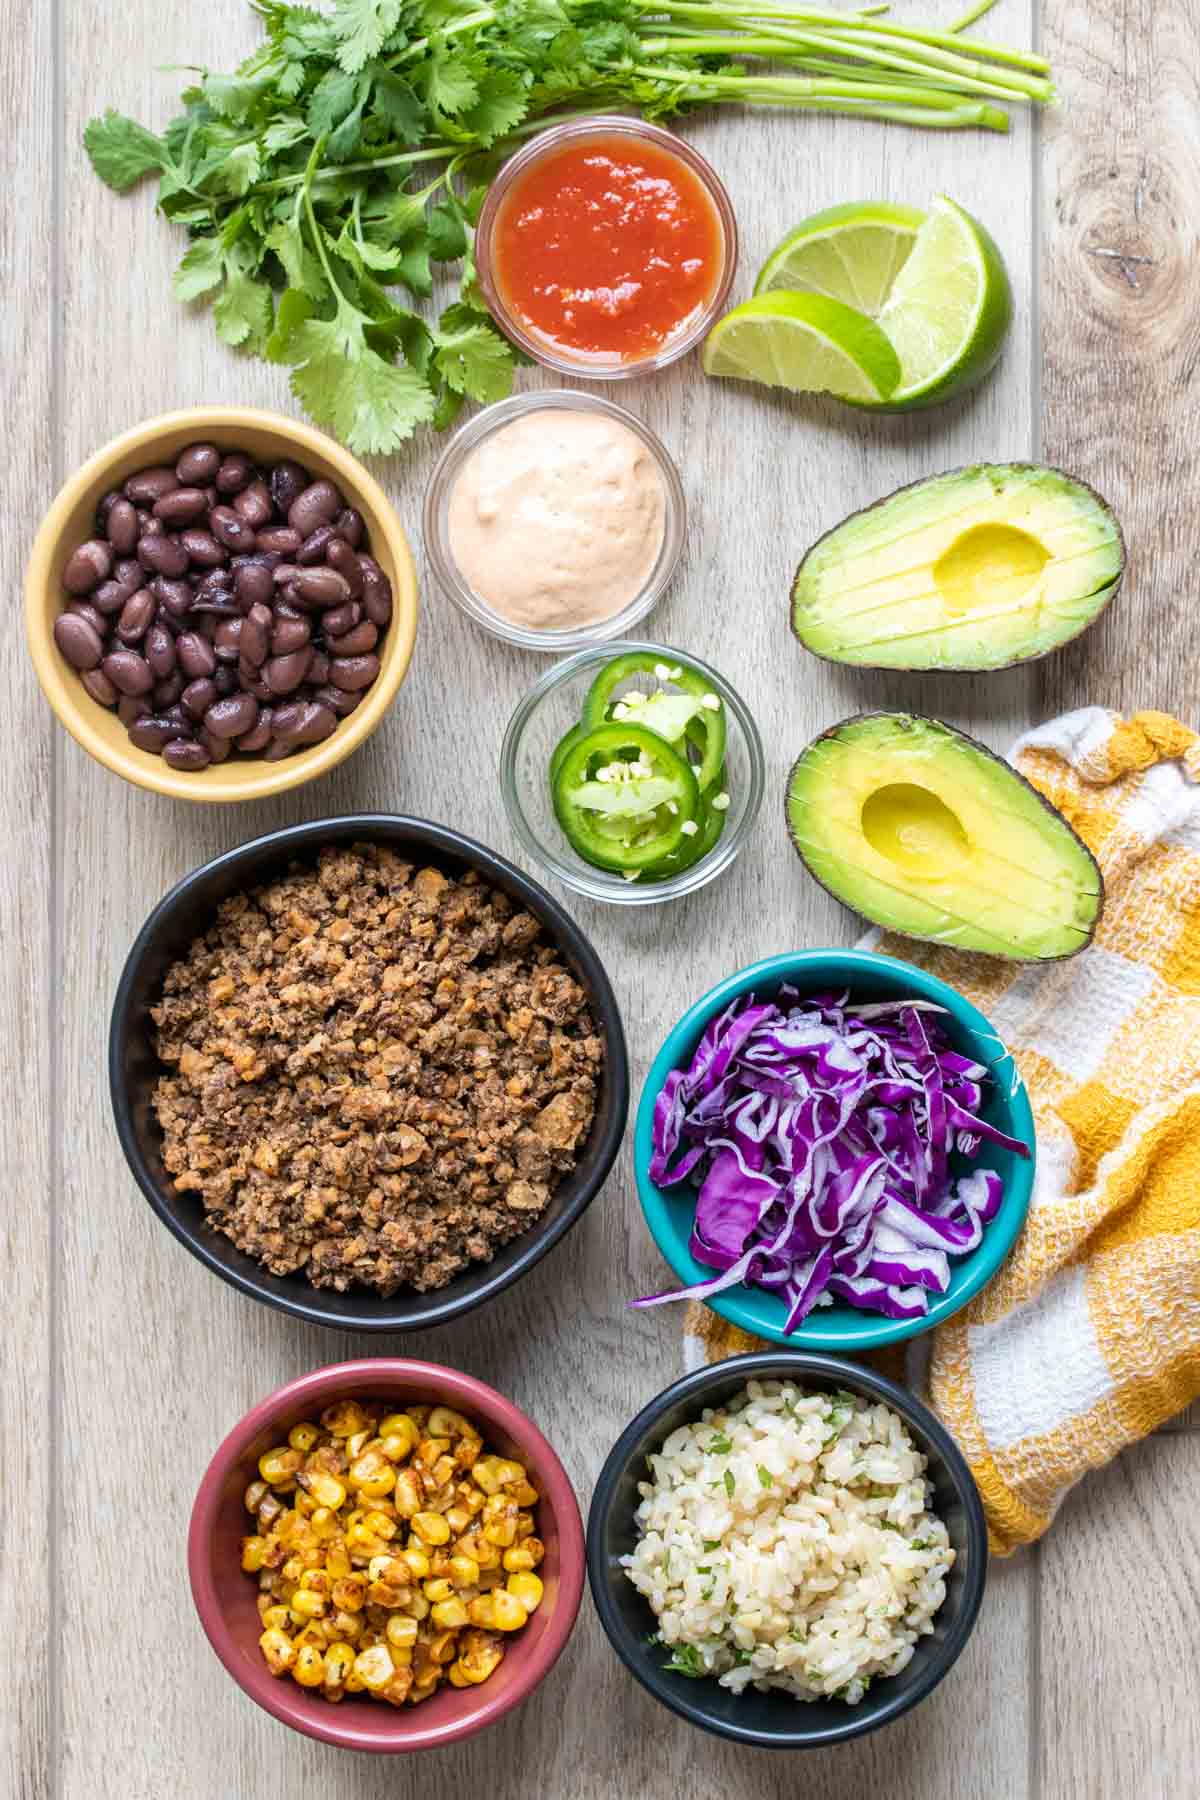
<box><xmin>623</xmin><ymin>1380</ymin><xmax>954</xmax><ymax>1703</ymax></box>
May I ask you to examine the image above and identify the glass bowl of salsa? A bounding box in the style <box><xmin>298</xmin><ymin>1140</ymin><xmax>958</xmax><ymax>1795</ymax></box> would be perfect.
<box><xmin>475</xmin><ymin>116</ymin><xmax>738</xmax><ymax>379</ymax></box>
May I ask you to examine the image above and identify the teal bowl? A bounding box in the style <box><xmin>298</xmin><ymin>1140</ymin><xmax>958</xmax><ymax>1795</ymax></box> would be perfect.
<box><xmin>634</xmin><ymin>950</ymin><xmax>1036</xmax><ymax>1351</ymax></box>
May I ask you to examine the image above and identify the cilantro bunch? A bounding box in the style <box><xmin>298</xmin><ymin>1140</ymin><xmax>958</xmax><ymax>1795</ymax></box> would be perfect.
<box><xmin>86</xmin><ymin>0</ymin><xmax>1053</xmax><ymax>456</ymax></box>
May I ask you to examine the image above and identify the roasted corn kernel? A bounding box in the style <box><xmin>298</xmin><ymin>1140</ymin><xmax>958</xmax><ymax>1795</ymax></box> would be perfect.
<box><xmin>244</xmin><ymin>1399</ymin><xmax>538</xmax><ymax>1710</ymax></box>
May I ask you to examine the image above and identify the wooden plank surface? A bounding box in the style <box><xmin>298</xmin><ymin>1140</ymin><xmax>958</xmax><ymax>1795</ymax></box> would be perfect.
<box><xmin>3</xmin><ymin>1</ymin><xmax>54</xmax><ymax>1797</ymax></box>
<box><xmin>6</xmin><ymin>0</ymin><xmax>1193</xmax><ymax>1794</ymax></box>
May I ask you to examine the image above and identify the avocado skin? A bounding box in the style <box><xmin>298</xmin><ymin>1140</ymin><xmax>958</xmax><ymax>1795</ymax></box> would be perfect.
<box><xmin>790</xmin><ymin>462</ymin><xmax>1126</xmax><ymax>674</ymax></box>
<box><xmin>785</xmin><ymin>711</ymin><xmax>1105</xmax><ymax>962</ymax></box>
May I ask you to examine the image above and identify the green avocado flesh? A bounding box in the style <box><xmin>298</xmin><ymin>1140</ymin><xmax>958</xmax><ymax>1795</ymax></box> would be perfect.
<box><xmin>786</xmin><ymin>713</ymin><xmax>1103</xmax><ymax>960</ymax></box>
<box><xmin>791</xmin><ymin>463</ymin><xmax>1124</xmax><ymax>671</ymax></box>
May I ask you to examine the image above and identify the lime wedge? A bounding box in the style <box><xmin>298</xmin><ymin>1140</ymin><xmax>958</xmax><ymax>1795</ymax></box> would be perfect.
<box><xmin>755</xmin><ymin>201</ymin><xmax>927</xmax><ymax>316</ymax></box>
<box><xmin>702</xmin><ymin>291</ymin><xmax>901</xmax><ymax>403</ymax></box>
<box><xmin>872</xmin><ymin>194</ymin><xmax>1012</xmax><ymax>410</ymax></box>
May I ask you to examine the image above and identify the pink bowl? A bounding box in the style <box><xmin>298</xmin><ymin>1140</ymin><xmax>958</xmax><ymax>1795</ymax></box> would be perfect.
<box><xmin>188</xmin><ymin>1359</ymin><xmax>586</xmax><ymax>1751</ymax></box>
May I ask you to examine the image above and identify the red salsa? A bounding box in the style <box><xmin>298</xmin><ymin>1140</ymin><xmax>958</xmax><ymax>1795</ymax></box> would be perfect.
<box><xmin>491</xmin><ymin>133</ymin><xmax>725</xmax><ymax>363</ymax></box>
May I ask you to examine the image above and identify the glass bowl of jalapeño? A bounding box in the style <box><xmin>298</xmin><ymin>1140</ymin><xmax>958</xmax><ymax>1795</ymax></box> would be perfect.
<box><xmin>500</xmin><ymin>642</ymin><xmax>765</xmax><ymax>905</ymax></box>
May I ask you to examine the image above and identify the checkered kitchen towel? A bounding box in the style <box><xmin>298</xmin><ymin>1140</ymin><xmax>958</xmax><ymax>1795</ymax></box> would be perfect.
<box><xmin>684</xmin><ymin>709</ymin><xmax>1200</xmax><ymax>1553</ymax></box>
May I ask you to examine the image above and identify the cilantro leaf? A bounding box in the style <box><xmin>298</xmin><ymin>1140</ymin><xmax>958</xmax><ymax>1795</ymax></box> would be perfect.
<box><xmin>331</xmin><ymin>0</ymin><xmax>404</xmax><ymax>72</ymax></box>
<box><xmin>211</xmin><ymin>140</ymin><xmax>262</xmax><ymax>198</ymax></box>
<box><xmin>662</xmin><ymin>1643</ymin><xmax>706</xmax><ymax>1679</ymax></box>
<box><xmin>702</xmin><ymin>1540</ymin><xmax>721</xmax><ymax>1553</ymax></box>
<box><xmin>756</xmin><ymin>1465</ymin><xmax>774</xmax><ymax>1489</ymax></box>
<box><xmin>723</xmin><ymin>1470</ymin><xmax>735</xmax><ymax>1499</ymax></box>
<box><xmin>425</xmin><ymin>50</ymin><xmax>480</xmax><ymax>116</ymax></box>
<box><xmin>307</xmin><ymin>68</ymin><xmax>361</xmax><ymax>138</ymax></box>
<box><xmin>372</xmin><ymin>72</ymin><xmax>425</xmax><ymax>145</ymax></box>
<box><xmin>214</xmin><ymin>266</ymin><xmax>275</xmax><ymax>352</ymax></box>
<box><xmin>434</xmin><ymin>307</ymin><xmax>515</xmax><ymax>403</ymax></box>
<box><xmin>426</xmin><ymin>199</ymin><xmax>468</xmax><ymax>263</ymax></box>
<box><xmin>83</xmin><ymin>111</ymin><xmax>167</xmax><ymax>192</ymax></box>
<box><xmin>287</xmin><ymin>299</ymin><xmax>435</xmax><ymax>453</ymax></box>
<box><xmin>265</xmin><ymin>218</ymin><xmax>328</xmax><ymax>299</ymax></box>
<box><xmin>463</xmin><ymin>69</ymin><xmax>531</xmax><ymax>145</ymax></box>
<box><xmin>173</xmin><ymin>237</ymin><xmax>225</xmax><ymax>301</ymax></box>
<box><xmin>707</xmin><ymin>1432</ymin><xmax>732</xmax><ymax>1456</ymax></box>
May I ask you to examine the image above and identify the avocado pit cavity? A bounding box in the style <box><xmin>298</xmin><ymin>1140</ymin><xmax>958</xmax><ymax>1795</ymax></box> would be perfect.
<box><xmin>933</xmin><ymin>523</ymin><xmax>1049</xmax><ymax>617</ymax></box>
<box><xmin>860</xmin><ymin>782</ymin><xmax>969</xmax><ymax>876</ymax></box>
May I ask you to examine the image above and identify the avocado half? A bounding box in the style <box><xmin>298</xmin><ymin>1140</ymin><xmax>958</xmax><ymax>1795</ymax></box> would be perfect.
<box><xmin>786</xmin><ymin>713</ymin><xmax>1103</xmax><ymax>961</ymax></box>
<box><xmin>791</xmin><ymin>463</ymin><xmax>1124</xmax><ymax>671</ymax></box>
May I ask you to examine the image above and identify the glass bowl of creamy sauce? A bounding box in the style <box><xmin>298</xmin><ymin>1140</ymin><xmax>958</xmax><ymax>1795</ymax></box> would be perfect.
<box><xmin>423</xmin><ymin>391</ymin><xmax>686</xmax><ymax>651</ymax></box>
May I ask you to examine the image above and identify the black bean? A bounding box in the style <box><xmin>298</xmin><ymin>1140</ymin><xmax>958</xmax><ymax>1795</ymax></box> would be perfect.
<box><xmin>210</xmin><ymin>505</ymin><xmax>257</xmax><ymax>553</ymax></box>
<box><xmin>102</xmin><ymin>649</ymin><xmax>154</xmax><ymax>696</ymax></box>
<box><xmin>234</xmin><ymin>478</ymin><xmax>272</xmax><ymax>528</ymax></box>
<box><xmin>176</xmin><ymin>443</ymin><xmax>221</xmax><ymax>485</ymax></box>
<box><xmin>261</xmin><ymin>737</ymin><xmax>295</xmax><ymax>762</ymax></box>
<box><xmin>270</xmin><ymin>699</ymin><xmax>337</xmax><ymax>745</ymax></box>
<box><xmin>199</xmin><ymin>728</ymin><xmax>231</xmax><ymax>764</ymax></box>
<box><xmin>269</xmin><ymin>460</ymin><xmax>308</xmax><ymax>515</ymax></box>
<box><xmin>335</xmin><ymin>507</ymin><xmax>365</xmax><ymax>549</ymax></box>
<box><xmin>145</xmin><ymin>624</ymin><xmax>176</xmax><ymax>679</ymax></box>
<box><xmin>160</xmin><ymin>703</ymin><xmax>190</xmax><ymax>731</ymax></box>
<box><xmin>360</xmin><ymin>557</ymin><xmax>393</xmax><ymax>628</ymax></box>
<box><xmin>329</xmin><ymin>653</ymin><xmax>380</xmax><ymax>692</ymax></box>
<box><xmin>138</xmin><ymin>533</ymin><xmax>189</xmax><ymax>578</ymax></box>
<box><xmin>326</xmin><ymin>536</ymin><xmax>364</xmax><ymax>595</ymax></box>
<box><xmin>326</xmin><ymin>620</ymin><xmax>378</xmax><ymax>658</ymax></box>
<box><xmin>213</xmin><ymin>666</ymin><xmax>238</xmax><ymax>698</ymax></box>
<box><xmin>125</xmin><ymin>466</ymin><xmax>179</xmax><ymax>505</ymax></box>
<box><xmin>215</xmin><ymin>452</ymin><xmax>253</xmax><ymax>496</ymax></box>
<box><xmin>297</xmin><ymin>524</ymin><xmax>340</xmax><ymax>566</ymax></box>
<box><xmin>264</xmin><ymin>649</ymin><xmax>312</xmax><ymax>694</ymax></box>
<box><xmin>321</xmin><ymin>600</ymin><xmax>361</xmax><ymax>640</ymax></box>
<box><xmin>67</xmin><ymin>600</ymin><xmax>106</xmax><ymax>636</ymax></box>
<box><xmin>238</xmin><ymin>664</ymin><xmax>273</xmax><ymax>702</ymax></box>
<box><xmin>236</xmin><ymin>709</ymin><xmax>273</xmax><ymax>754</ymax></box>
<box><xmin>63</xmin><ymin>539</ymin><xmax>113</xmax><ymax>596</ymax></box>
<box><xmin>288</xmin><ymin>480</ymin><xmax>340</xmax><ymax>538</ymax></box>
<box><xmin>234</xmin><ymin>560</ymin><xmax>274</xmax><ymax>610</ymax></box>
<box><xmin>128</xmin><ymin>715</ymin><xmax>182</xmax><ymax>754</ymax></box>
<box><xmin>311</xmin><ymin>682</ymin><xmax>360</xmax><ymax>717</ymax></box>
<box><xmin>154</xmin><ymin>487</ymin><xmax>209</xmax><ymax>527</ymax></box>
<box><xmin>204</xmin><ymin>693</ymin><xmax>259</xmax><ymax>739</ymax></box>
<box><xmin>307</xmin><ymin>651</ymin><xmax>330</xmax><ymax>687</ymax></box>
<box><xmin>256</xmin><ymin>526</ymin><xmax>302</xmax><ymax>556</ymax></box>
<box><xmin>153</xmin><ymin>578</ymin><xmax>194</xmax><ymax>622</ymax></box>
<box><xmin>163</xmin><ymin>739</ymin><xmax>211</xmax><ymax>771</ymax></box>
<box><xmin>293</xmin><ymin>567</ymin><xmax>349</xmax><ymax>609</ymax></box>
<box><xmin>95</xmin><ymin>489</ymin><xmax>121</xmax><ymax>531</ymax></box>
<box><xmin>180</xmin><ymin>528</ymin><xmax>227</xmax><ymax>568</ymax></box>
<box><xmin>105</xmin><ymin>497</ymin><xmax>139</xmax><ymax>554</ymax></box>
<box><xmin>54</xmin><ymin>613</ymin><xmax>104</xmax><ymax>670</ymax></box>
<box><xmin>141</xmin><ymin>516</ymin><xmax>164</xmax><ymax>538</ymax></box>
<box><xmin>176</xmin><ymin>632</ymin><xmax>216</xmax><ymax>680</ymax></box>
<box><xmin>117</xmin><ymin>588</ymin><xmax>156</xmax><ymax>643</ymax></box>
<box><xmin>270</xmin><ymin>615</ymin><xmax>311</xmax><ymax>657</ymax></box>
<box><xmin>113</xmin><ymin>557</ymin><xmax>144</xmax><ymax>595</ymax></box>
<box><xmin>181</xmin><ymin>678</ymin><xmax>217</xmax><ymax>721</ymax></box>
<box><xmin>81</xmin><ymin>669</ymin><xmax>118</xmax><ymax>708</ymax></box>
<box><xmin>153</xmin><ymin>673</ymin><xmax>185</xmax><ymax>709</ymax></box>
<box><xmin>239</xmin><ymin>604</ymin><xmax>272</xmax><ymax>667</ymax></box>
<box><xmin>118</xmin><ymin>694</ymin><xmax>152</xmax><ymax>726</ymax></box>
<box><xmin>90</xmin><ymin>580</ymin><xmax>128</xmax><ymax>616</ymax></box>
<box><xmin>214</xmin><ymin>618</ymin><xmax>243</xmax><ymax>662</ymax></box>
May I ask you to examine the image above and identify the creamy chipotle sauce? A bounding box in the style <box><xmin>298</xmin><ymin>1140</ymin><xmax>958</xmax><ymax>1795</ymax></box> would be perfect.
<box><xmin>446</xmin><ymin>409</ymin><xmax>666</xmax><ymax>632</ymax></box>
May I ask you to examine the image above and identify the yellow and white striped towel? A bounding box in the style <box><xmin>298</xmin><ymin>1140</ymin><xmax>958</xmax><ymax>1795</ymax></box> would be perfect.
<box><xmin>684</xmin><ymin>708</ymin><xmax>1200</xmax><ymax>1553</ymax></box>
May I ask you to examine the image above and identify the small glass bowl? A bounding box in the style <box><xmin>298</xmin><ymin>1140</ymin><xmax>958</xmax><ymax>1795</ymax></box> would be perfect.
<box><xmin>474</xmin><ymin>115</ymin><xmax>739</xmax><ymax>380</ymax></box>
<box><xmin>423</xmin><ymin>391</ymin><xmax>687</xmax><ymax>653</ymax></box>
<box><xmin>500</xmin><ymin>640</ymin><xmax>765</xmax><ymax>907</ymax></box>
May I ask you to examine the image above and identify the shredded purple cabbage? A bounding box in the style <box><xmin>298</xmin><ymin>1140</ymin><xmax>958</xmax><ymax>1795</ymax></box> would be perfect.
<box><xmin>637</xmin><ymin>988</ymin><xmax>1029</xmax><ymax>1328</ymax></box>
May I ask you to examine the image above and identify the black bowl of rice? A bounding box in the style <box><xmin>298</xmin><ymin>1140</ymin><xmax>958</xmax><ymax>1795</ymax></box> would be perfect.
<box><xmin>586</xmin><ymin>1351</ymin><xmax>987</xmax><ymax>1746</ymax></box>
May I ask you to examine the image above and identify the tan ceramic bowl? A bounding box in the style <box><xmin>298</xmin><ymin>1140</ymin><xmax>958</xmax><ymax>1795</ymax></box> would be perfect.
<box><xmin>25</xmin><ymin>407</ymin><xmax>419</xmax><ymax>803</ymax></box>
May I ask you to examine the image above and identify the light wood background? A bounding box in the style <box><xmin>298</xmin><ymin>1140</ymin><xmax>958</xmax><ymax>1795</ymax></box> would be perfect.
<box><xmin>6</xmin><ymin>1</ymin><xmax>1199</xmax><ymax>1796</ymax></box>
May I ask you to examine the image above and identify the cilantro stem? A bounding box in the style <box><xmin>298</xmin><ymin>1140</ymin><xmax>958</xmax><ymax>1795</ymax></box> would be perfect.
<box><xmin>951</xmin><ymin>0</ymin><xmax>999</xmax><ymax>28</ymax></box>
<box><xmin>639</xmin><ymin>2</ymin><xmax>1051</xmax><ymax>75</ymax></box>
<box><xmin>624</xmin><ymin>63</ymin><xmax>1011</xmax><ymax>128</ymax></box>
<box><xmin>638</xmin><ymin>30</ymin><xmax>1052</xmax><ymax>102</ymax></box>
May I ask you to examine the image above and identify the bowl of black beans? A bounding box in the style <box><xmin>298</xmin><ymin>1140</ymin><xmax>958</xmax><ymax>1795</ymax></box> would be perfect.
<box><xmin>25</xmin><ymin>407</ymin><xmax>419</xmax><ymax>801</ymax></box>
